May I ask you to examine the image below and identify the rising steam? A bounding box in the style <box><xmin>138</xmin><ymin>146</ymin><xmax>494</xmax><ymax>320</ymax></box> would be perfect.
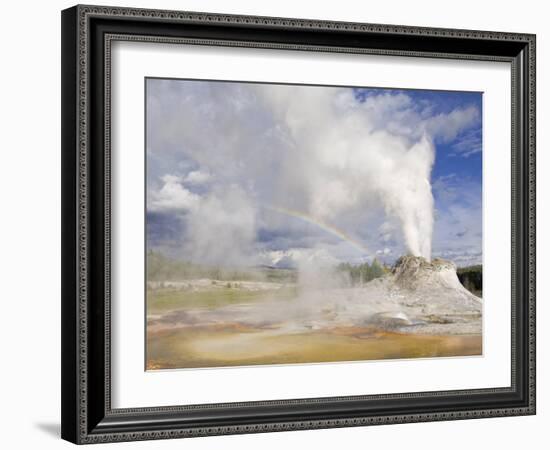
<box><xmin>254</xmin><ymin>86</ymin><xmax>435</xmax><ymax>260</ymax></box>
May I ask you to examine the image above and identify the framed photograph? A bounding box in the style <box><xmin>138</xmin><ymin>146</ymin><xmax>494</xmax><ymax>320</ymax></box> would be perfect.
<box><xmin>61</xmin><ymin>5</ymin><xmax>536</xmax><ymax>444</ymax></box>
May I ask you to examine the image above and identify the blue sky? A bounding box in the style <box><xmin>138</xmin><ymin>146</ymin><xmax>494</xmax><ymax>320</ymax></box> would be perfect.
<box><xmin>354</xmin><ymin>87</ymin><xmax>483</xmax><ymax>180</ymax></box>
<box><xmin>146</xmin><ymin>79</ymin><xmax>482</xmax><ymax>268</ymax></box>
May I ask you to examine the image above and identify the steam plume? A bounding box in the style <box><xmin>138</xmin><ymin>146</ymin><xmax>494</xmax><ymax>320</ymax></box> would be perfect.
<box><xmin>255</xmin><ymin>86</ymin><xmax>435</xmax><ymax>260</ymax></box>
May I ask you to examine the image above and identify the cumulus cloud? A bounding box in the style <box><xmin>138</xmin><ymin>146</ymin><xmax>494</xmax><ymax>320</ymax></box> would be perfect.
<box><xmin>148</xmin><ymin>175</ymin><xmax>200</xmax><ymax>212</ymax></box>
<box><xmin>425</xmin><ymin>106</ymin><xmax>479</xmax><ymax>142</ymax></box>
<box><xmin>262</xmin><ymin>248</ymin><xmax>340</xmax><ymax>270</ymax></box>
<box><xmin>183</xmin><ymin>170</ymin><xmax>211</xmax><ymax>185</ymax></box>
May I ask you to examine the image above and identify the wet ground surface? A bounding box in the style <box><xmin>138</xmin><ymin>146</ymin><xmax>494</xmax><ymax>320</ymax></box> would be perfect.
<box><xmin>146</xmin><ymin>272</ymin><xmax>482</xmax><ymax>370</ymax></box>
<box><xmin>147</xmin><ymin>323</ymin><xmax>481</xmax><ymax>369</ymax></box>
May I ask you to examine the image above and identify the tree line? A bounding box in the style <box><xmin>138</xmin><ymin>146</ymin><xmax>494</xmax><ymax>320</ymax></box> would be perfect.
<box><xmin>335</xmin><ymin>259</ymin><xmax>388</xmax><ymax>285</ymax></box>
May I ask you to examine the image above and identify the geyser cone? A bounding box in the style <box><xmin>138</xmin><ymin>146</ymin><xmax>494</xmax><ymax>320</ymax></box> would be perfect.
<box><xmin>390</xmin><ymin>255</ymin><xmax>481</xmax><ymax>306</ymax></box>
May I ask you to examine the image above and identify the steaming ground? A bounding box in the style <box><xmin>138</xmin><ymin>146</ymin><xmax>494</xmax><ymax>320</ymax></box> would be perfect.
<box><xmin>147</xmin><ymin>256</ymin><xmax>482</xmax><ymax>369</ymax></box>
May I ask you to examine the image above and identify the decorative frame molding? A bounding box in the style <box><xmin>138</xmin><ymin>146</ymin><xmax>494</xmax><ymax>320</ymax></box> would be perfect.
<box><xmin>61</xmin><ymin>4</ymin><xmax>536</xmax><ymax>444</ymax></box>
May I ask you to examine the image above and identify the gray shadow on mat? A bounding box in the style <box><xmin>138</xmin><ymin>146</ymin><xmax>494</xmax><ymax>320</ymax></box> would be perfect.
<box><xmin>35</xmin><ymin>422</ymin><xmax>60</xmax><ymax>438</ymax></box>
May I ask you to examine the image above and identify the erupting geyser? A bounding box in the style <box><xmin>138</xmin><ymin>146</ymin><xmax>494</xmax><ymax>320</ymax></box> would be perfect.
<box><xmin>255</xmin><ymin>86</ymin><xmax>436</xmax><ymax>262</ymax></box>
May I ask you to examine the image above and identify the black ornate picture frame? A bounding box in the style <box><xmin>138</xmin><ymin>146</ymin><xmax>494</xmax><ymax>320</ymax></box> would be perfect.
<box><xmin>61</xmin><ymin>4</ymin><xmax>536</xmax><ymax>444</ymax></box>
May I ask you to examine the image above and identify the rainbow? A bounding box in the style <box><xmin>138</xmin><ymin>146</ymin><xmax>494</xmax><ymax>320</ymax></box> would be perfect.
<box><xmin>265</xmin><ymin>205</ymin><xmax>369</xmax><ymax>256</ymax></box>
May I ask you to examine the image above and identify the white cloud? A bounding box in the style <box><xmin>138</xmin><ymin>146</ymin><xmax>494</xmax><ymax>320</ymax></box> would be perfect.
<box><xmin>148</xmin><ymin>175</ymin><xmax>200</xmax><ymax>212</ymax></box>
<box><xmin>431</xmin><ymin>175</ymin><xmax>482</xmax><ymax>267</ymax></box>
<box><xmin>450</xmin><ymin>128</ymin><xmax>482</xmax><ymax>157</ymax></box>
<box><xmin>263</xmin><ymin>248</ymin><xmax>339</xmax><ymax>269</ymax></box>
<box><xmin>183</xmin><ymin>169</ymin><xmax>211</xmax><ymax>185</ymax></box>
<box><xmin>425</xmin><ymin>106</ymin><xmax>479</xmax><ymax>142</ymax></box>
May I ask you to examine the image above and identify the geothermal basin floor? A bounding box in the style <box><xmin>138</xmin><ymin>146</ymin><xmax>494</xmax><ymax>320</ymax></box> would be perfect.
<box><xmin>147</xmin><ymin>323</ymin><xmax>482</xmax><ymax>369</ymax></box>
